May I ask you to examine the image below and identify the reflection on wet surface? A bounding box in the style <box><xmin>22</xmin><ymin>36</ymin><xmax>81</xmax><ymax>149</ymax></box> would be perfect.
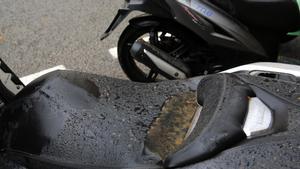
<box><xmin>145</xmin><ymin>92</ymin><xmax>198</xmax><ymax>159</ymax></box>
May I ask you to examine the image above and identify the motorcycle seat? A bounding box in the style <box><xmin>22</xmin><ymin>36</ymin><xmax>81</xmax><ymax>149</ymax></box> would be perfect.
<box><xmin>0</xmin><ymin>71</ymin><xmax>299</xmax><ymax>169</ymax></box>
<box><xmin>212</xmin><ymin>0</ymin><xmax>300</xmax><ymax>32</ymax></box>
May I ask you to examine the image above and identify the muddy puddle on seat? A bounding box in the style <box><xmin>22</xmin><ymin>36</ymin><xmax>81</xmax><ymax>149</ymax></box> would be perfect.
<box><xmin>145</xmin><ymin>92</ymin><xmax>199</xmax><ymax>160</ymax></box>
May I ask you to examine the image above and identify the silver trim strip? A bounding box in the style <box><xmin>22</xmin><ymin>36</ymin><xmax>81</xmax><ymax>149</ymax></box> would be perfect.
<box><xmin>144</xmin><ymin>49</ymin><xmax>187</xmax><ymax>79</ymax></box>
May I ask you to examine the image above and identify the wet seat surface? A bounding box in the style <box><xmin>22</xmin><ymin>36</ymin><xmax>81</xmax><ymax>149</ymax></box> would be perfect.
<box><xmin>0</xmin><ymin>71</ymin><xmax>198</xmax><ymax>169</ymax></box>
<box><xmin>0</xmin><ymin>70</ymin><xmax>300</xmax><ymax>169</ymax></box>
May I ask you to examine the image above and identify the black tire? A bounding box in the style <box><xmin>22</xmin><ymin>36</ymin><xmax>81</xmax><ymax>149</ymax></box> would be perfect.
<box><xmin>117</xmin><ymin>18</ymin><xmax>205</xmax><ymax>82</ymax></box>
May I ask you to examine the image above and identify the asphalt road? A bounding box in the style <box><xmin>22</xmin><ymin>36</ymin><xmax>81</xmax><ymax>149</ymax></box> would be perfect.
<box><xmin>0</xmin><ymin>0</ymin><xmax>299</xmax><ymax>79</ymax></box>
<box><xmin>0</xmin><ymin>0</ymin><xmax>130</xmax><ymax>79</ymax></box>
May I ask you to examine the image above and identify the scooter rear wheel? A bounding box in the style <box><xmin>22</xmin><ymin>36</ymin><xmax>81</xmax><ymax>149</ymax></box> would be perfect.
<box><xmin>117</xmin><ymin>19</ymin><xmax>206</xmax><ymax>82</ymax></box>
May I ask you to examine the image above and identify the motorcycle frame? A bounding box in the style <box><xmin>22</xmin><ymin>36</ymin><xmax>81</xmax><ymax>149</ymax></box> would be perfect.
<box><xmin>101</xmin><ymin>0</ymin><xmax>268</xmax><ymax>57</ymax></box>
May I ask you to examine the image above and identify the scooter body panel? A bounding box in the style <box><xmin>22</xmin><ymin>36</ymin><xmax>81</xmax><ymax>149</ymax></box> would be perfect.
<box><xmin>102</xmin><ymin>0</ymin><xmax>267</xmax><ymax>57</ymax></box>
<box><xmin>165</xmin><ymin>0</ymin><xmax>266</xmax><ymax>56</ymax></box>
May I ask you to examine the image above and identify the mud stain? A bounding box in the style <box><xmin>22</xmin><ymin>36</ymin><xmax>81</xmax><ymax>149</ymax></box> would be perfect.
<box><xmin>145</xmin><ymin>92</ymin><xmax>198</xmax><ymax>159</ymax></box>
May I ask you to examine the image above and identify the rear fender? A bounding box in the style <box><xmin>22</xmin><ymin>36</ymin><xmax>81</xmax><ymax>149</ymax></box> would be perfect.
<box><xmin>126</xmin><ymin>0</ymin><xmax>172</xmax><ymax>18</ymax></box>
<box><xmin>128</xmin><ymin>15</ymin><xmax>201</xmax><ymax>38</ymax></box>
<box><xmin>128</xmin><ymin>15</ymin><xmax>166</xmax><ymax>29</ymax></box>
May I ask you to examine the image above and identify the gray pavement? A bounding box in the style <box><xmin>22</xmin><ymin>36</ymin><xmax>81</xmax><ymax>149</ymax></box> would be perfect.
<box><xmin>0</xmin><ymin>0</ymin><xmax>299</xmax><ymax>79</ymax></box>
<box><xmin>0</xmin><ymin>0</ymin><xmax>129</xmax><ymax>78</ymax></box>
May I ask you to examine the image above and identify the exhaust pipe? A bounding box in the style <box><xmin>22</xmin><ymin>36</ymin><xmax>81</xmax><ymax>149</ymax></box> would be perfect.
<box><xmin>130</xmin><ymin>39</ymin><xmax>191</xmax><ymax>79</ymax></box>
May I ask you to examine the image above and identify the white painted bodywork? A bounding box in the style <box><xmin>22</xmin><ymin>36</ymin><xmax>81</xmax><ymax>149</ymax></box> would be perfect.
<box><xmin>223</xmin><ymin>62</ymin><xmax>300</xmax><ymax>77</ymax></box>
<box><xmin>243</xmin><ymin>98</ymin><xmax>273</xmax><ymax>137</ymax></box>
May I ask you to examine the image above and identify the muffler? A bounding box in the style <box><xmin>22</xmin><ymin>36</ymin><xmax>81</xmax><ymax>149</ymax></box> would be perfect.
<box><xmin>130</xmin><ymin>39</ymin><xmax>191</xmax><ymax>79</ymax></box>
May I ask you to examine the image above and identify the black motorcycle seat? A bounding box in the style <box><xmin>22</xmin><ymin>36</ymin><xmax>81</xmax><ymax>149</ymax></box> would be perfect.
<box><xmin>0</xmin><ymin>71</ymin><xmax>199</xmax><ymax>169</ymax></box>
<box><xmin>212</xmin><ymin>0</ymin><xmax>300</xmax><ymax>31</ymax></box>
<box><xmin>0</xmin><ymin>71</ymin><xmax>300</xmax><ymax>169</ymax></box>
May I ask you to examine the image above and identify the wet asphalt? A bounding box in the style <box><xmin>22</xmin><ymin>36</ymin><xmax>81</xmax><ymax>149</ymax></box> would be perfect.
<box><xmin>0</xmin><ymin>0</ymin><xmax>299</xmax><ymax>79</ymax></box>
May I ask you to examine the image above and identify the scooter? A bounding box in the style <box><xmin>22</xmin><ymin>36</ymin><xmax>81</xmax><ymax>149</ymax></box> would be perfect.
<box><xmin>0</xmin><ymin>59</ymin><xmax>299</xmax><ymax>169</ymax></box>
<box><xmin>101</xmin><ymin>0</ymin><xmax>300</xmax><ymax>82</ymax></box>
